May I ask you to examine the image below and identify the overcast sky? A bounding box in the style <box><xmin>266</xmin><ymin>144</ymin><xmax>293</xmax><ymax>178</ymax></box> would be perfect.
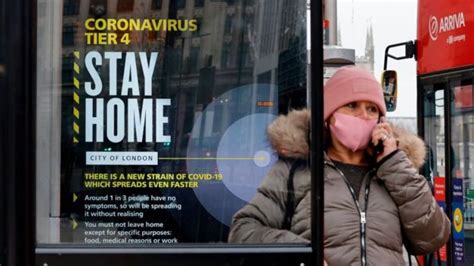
<box><xmin>338</xmin><ymin>0</ymin><xmax>418</xmax><ymax>117</ymax></box>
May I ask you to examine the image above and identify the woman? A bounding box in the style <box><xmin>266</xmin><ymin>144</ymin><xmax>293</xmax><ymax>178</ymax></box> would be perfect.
<box><xmin>228</xmin><ymin>67</ymin><xmax>450</xmax><ymax>265</ymax></box>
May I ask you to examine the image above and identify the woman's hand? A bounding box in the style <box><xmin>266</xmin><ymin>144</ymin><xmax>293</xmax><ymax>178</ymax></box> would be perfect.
<box><xmin>371</xmin><ymin>116</ymin><xmax>397</xmax><ymax>162</ymax></box>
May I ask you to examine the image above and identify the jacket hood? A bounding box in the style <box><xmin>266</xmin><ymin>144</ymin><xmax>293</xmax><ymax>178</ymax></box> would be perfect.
<box><xmin>267</xmin><ymin>109</ymin><xmax>426</xmax><ymax>169</ymax></box>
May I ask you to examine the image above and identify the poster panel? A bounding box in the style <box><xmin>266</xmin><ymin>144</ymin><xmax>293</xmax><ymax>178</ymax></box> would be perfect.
<box><xmin>434</xmin><ymin>176</ymin><xmax>447</xmax><ymax>262</ymax></box>
<box><xmin>36</xmin><ymin>0</ymin><xmax>308</xmax><ymax>245</ymax></box>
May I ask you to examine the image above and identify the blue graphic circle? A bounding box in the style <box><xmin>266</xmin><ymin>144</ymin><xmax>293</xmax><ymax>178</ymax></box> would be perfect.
<box><xmin>217</xmin><ymin>113</ymin><xmax>278</xmax><ymax>202</ymax></box>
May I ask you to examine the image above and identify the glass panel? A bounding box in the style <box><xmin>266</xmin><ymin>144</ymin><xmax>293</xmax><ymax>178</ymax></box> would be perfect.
<box><xmin>36</xmin><ymin>0</ymin><xmax>307</xmax><ymax>246</ymax></box>
<box><xmin>423</xmin><ymin>86</ymin><xmax>446</xmax><ymax>181</ymax></box>
<box><xmin>450</xmin><ymin>73</ymin><xmax>474</xmax><ymax>265</ymax></box>
<box><xmin>423</xmin><ymin>84</ymin><xmax>448</xmax><ymax>262</ymax></box>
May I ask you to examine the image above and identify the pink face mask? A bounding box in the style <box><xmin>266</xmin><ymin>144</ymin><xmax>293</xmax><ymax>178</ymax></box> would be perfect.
<box><xmin>329</xmin><ymin>112</ymin><xmax>378</xmax><ymax>152</ymax></box>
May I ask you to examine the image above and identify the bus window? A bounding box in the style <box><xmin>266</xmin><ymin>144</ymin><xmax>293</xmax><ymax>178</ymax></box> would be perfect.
<box><xmin>422</xmin><ymin>83</ymin><xmax>449</xmax><ymax>262</ymax></box>
<box><xmin>450</xmin><ymin>74</ymin><xmax>474</xmax><ymax>265</ymax></box>
<box><xmin>423</xmin><ymin>86</ymin><xmax>446</xmax><ymax>181</ymax></box>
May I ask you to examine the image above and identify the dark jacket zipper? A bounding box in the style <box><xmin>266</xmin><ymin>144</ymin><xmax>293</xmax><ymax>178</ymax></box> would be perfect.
<box><xmin>325</xmin><ymin>162</ymin><xmax>374</xmax><ymax>266</ymax></box>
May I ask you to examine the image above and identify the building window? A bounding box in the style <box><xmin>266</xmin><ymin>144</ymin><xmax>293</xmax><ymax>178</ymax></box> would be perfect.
<box><xmin>117</xmin><ymin>0</ymin><xmax>134</xmax><ymax>12</ymax></box>
<box><xmin>242</xmin><ymin>43</ymin><xmax>252</xmax><ymax>67</ymax></box>
<box><xmin>175</xmin><ymin>42</ymin><xmax>184</xmax><ymax>74</ymax></box>
<box><xmin>183</xmin><ymin>93</ymin><xmax>196</xmax><ymax>135</ymax></box>
<box><xmin>89</xmin><ymin>0</ymin><xmax>107</xmax><ymax>17</ymax></box>
<box><xmin>176</xmin><ymin>0</ymin><xmax>186</xmax><ymax>9</ymax></box>
<box><xmin>63</xmin><ymin>0</ymin><xmax>80</xmax><ymax>16</ymax></box>
<box><xmin>212</xmin><ymin>105</ymin><xmax>224</xmax><ymax>133</ymax></box>
<box><xmin>244</xmin><ymin>0</ymin><xmax>254</xmax><ymax>6</ymax></box>
<box><xmin>61</xmin><ymin>55</ymin><xmax>74</xmax><ymax>84</ymax></box>
<box><xmin>221</xmin><ymin>47</ymin><xmax>230</xmax><ymax>69</ymax></box>
<box><xmin>189</xmin><ymin>46</ymin><xmax>200</xmax><ymax>72</ymax></box>
<box><xmin>224</xmin><ymin>15</ymin><xmax>232</xmax><ymax>34</ymax></box>
<box><xmin>62</xmin><ymin>25</ymin><xmax>76</xmax><ymax>46</ymax></box>
<box><xmin>194</xmin><ymin>0</ymin><xmax>204</xmax><ymax>7</ymax></box>
<box><xmin>151</xmin><ymin>0</ymin><xmax>162</xmax><ymax>10</ymax></box>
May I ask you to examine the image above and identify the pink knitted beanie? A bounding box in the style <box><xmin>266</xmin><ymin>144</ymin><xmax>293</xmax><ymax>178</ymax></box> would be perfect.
<box><xmin>324</xmin><ymin>66</ymin><xmax>386</xmax><ymax>120</ymax></box>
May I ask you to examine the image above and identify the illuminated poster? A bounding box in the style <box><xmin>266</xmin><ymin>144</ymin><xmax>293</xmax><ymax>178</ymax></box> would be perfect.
<box><xmin>43</xmin><ymin>0</ymin><xmax>308</xmax><ymax>245</ymax></box>
<box><xmin>453</xmin><ymin>178</ymin><xmax>464</xmax><ymax>264</ymax></box>
<box><xmin>434</xmin><ymin>176</ymin><xmax>447</xmax><ymax>262</ymax></box>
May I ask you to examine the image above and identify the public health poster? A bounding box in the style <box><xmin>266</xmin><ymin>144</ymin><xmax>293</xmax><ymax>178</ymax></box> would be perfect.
<box><xmin>59</xmin><ymin>3</ymin><xmax>307</xmax><ymax>245</ymax></box>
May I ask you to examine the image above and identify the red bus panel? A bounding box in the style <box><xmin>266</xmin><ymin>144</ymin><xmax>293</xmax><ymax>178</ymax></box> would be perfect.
<box><xmin>417</xmin><ymin>0</ymin><xmax>474</xmax><ymax>75</ymax></box>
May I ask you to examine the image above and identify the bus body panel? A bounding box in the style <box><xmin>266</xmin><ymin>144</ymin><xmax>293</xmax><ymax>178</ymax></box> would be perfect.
<box><xmin>417</xmin><ymin>0</ymin><xmax>474</xmax><ymax>75</ymax></box>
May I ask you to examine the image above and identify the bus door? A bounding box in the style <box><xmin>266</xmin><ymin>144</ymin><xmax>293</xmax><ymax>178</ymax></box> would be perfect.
<box><xmin>420</xmin><ymin>69</ymin><xmax>474</xmax><ymax>265</ymax></box>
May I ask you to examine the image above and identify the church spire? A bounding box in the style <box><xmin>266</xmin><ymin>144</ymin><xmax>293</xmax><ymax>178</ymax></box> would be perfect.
<box><xmin>365</xmin><ymin>22</ymin><xmax>374</xmax><ymax>59</ymax></box>
<box><xmin>365</xmin><ymin>22</ymin><xmax>374</xmax><ymax>73</ymax></box>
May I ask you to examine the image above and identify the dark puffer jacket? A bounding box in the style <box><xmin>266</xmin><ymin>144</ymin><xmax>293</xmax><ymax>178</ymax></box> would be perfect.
<box><xmin>228</xmin><ymin>109</ymin><xmax>450</xmax><ymax>265</ymax></box>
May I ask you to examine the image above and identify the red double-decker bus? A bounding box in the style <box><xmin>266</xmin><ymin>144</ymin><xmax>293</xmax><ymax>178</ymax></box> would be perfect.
<box><xmin>384</xmin><ymin>0</ymin><xmax>473</xmax><ymax>265</ymax></box>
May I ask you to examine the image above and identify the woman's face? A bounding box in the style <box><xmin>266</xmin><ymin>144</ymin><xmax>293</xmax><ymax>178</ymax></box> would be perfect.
<box><xmin>329</xmin><ymin>100</ymin><xmax>380</xmax><ymax>124</ymax></box>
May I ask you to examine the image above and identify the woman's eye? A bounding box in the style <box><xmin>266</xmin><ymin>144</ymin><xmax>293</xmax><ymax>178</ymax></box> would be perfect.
<box><xmin>367</xmin><ymin>106</ymin><xmax>378</xmax><ymax>113</ymax></box>
<box><xmin>346</xmin><ymin>102</ymin><xmax>357</xmax><ymax>108</ymax></box>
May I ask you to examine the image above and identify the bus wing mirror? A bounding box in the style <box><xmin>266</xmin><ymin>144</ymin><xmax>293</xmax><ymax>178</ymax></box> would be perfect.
<box><xmin>381</xmin><ymin>70</ymin><xmax>398</xmax><ymax>112</ymax></box>
<box><xmin>383</xmin><ymin>41</ymin><xmax>416</xmax><ymax>70</ymax></box>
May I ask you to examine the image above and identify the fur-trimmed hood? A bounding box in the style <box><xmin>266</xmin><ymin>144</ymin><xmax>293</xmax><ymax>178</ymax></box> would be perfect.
<box><xmin>267</xmin><ymin>109</ymin><xmax>426</xmax><ymax>169</ymax></box>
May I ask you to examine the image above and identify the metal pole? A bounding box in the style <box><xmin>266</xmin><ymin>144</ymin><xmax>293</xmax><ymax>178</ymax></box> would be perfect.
<box><xmin>311</xmin><ymin>0</ymin><xmax>324</xmax><ymax>265</ymax></box>
<box><xmin>1</xmin><ymin>0</ymin><xmax>36</xmax><ymax>265</ymax></box>
<box><xmin>444</xmin><ymin>85</ymin><xmax>453</xmax><ymax>266</ymax></box>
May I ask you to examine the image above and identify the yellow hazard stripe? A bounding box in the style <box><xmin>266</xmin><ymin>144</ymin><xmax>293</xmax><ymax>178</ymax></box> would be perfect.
<box><xmin>73</xmin><ymin>122</ymin><xmax>79</xmax><ymax>134</ymax></box>
<box><xmin>73</xmin><ymin>51</ymin><xmax>80</xmax><ymax>144</ymax></box>
<box><xmin>73</xmin><ymin>92</ymin><xmax>80</xmax><ymax>104</ymax></box>
<box><xmin>74</xmin><ymin>63</ymin><xmax>80</xmax><ymax>74</ymax></box>
<box><xmin>73</xmin><ymin>107</ymin><xmax>79</xmax><ymax>119</ymax></box>
<box><xmin>73</xmin><ymin>77</ymin><xmax>80</xmax><ymax>89</ymax></box>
